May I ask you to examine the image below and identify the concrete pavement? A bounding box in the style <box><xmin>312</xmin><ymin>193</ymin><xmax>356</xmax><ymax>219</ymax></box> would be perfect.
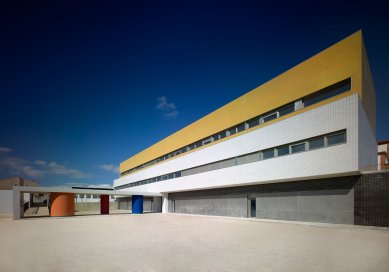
<box><xmin>0</xmin><ymin>213</ymin><xmax>388</xmax><ymax>272</ymax></box>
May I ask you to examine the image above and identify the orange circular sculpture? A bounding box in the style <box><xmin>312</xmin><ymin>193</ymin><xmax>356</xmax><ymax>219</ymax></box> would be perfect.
<box><xmin>50</xmin><ymin>193</ymin><xmax>75</xmax><ymax>217</ymax></box>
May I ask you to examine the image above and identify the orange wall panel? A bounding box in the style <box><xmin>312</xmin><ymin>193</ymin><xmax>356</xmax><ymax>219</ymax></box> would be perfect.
<box><xmin>50</xmin><ymin>193</ymin><xmax>75</xmax><ymax>217</ymax></box>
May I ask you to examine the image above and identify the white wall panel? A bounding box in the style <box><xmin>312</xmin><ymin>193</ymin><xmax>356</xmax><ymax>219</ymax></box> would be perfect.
<box><xmin>115</xmin><ymin>94</ymin><xmax>364</xmax><ymax>192</ymax></box>
<box><xmin>358</xmin><ymin>98</ymin><xmax>377</xmax><ymax>171</ymax></box>
<box><xmin>120</xmin><ymin>143</ymin><xmax>355</xmax><ymax>193</ymax></box>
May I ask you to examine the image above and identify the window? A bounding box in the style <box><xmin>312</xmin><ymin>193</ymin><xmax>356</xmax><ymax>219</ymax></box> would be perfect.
<box><xmin>181</xmin><ymin>169</ymin><xmax>190</xmax><ymax>176</ymax></box>
<box><xmin>327</xmin><ymin>132</ymin><xmax>346</xmax><ymax>146</ymax></box>
<box><xmin>93</xmin><ymin>195</ymin><xmax>98</xmax><ymax>199</ymax></box>
<box><xmin>228</xmin><ymin>127</ymin><xmax>236</xmax><ymax>136</ymax></box>
<box><xmin>209</xmin><ymin>161</ymin><xmax>222</xmax><ymax>170</ymax></box>
<box><xmin>195</xmin><ymin>141</ymin><xmax>203</xmax><ymax>148</ymax></box>
<box><xmin>304</xmin><ymin>78</ymin><xmax>351</xmax><ymax>107</ymax></box>
<box><xmin>246</xmin><ymin>152</ymin><xmax>259</xmax><ymax>163</ymax></box>
<box><xmin>291</xmin><ymin>142</ymin><xmax>306</xmax><ymax>154</ymax></box>
<box><xmin>202</xmin><ymin>137</ymin><xmax>213</xmax><ymax>145</ymax></box>
<box><xmin>262</xmin><ymin>112</ymin><xmax>277</xmax><ymax>123</ymax></box>
<box><xmin>197</xmin><ymin>164</ymin><xmax>210</xmax><ymax>173</ymax></box>
<box><xmin>237</xmin><ymin>123</ymin><xmax>245</xmax><ymax>132</ymax></box>
<box><xmin>212</xmin><ymin>134</ymin><xmax>220</xmax><ymax>141</ymax></box>
<box><xmin>188</xmin><ymin>143</ymin><xmax>196</xmax><ymax>150</ymax></box>
<box><xmin>219</xmin><ymin>131</ymin><xmax>227</xmax><ymax>139</ymax></box>
<box><xmin>86</xmin><ymin>195</ymin><xmax>91</xmax><ymax>199</ymax></box>
<box><xmin>277</xmin><ymin>145</ymin><xmax>289</xmax><ymax>157</ymax></box>
<box><xmin>221</xmin><ymin>158</ymin><xmax>235</xmax><ymax>168</ymax></box>
<box><xmin>237</xmin><ymin>155</ymin><xmax>248</xmax><ymax>165</ymax></box>
<box><xmin>174</xmin><ymin>172</ymin><xmax>182</xmax><ymax>178</ymax></box>
<box><xmin>308</xmin><ymin>137</ymin><xmax>325</xmax><ymax>150</ymax></box>
<box><xmin>247</xmin><ymin>117</ymin><xmax>259</xmax><ymax>128</ymax></box>
<box><xmin>189</xmin><ymin>167</ymin><xmax>199</xmax><ymax>175</ymax></box>
<box><xmin>262</xmin><ymin>148</ymin><xmax>275</xmax><ymax>159</ymax></box>
<box><xmin>279</xmin><ymin>104</ymin><xmax>294</xmax><ymax>117</ymax></box>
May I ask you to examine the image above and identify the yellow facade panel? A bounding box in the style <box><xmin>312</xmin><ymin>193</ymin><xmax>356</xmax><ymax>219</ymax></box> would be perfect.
<box><xmin>120</xmin><ymin>30</ymin><xmax>370</xmax><ymax>173</ymax></box>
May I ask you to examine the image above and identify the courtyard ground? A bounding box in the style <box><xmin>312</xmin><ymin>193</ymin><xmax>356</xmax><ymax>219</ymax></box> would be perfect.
<box><xmin>0</xmin><ymin>213</ymin><xmax>388</xmax><ymax>272</ymax></box>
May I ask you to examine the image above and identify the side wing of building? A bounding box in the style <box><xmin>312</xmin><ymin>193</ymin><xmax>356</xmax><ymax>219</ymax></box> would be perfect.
<box><xmin>114</xmin><ymin>30</ymin><xmax>376</xmax><ymax>196</ymax></box>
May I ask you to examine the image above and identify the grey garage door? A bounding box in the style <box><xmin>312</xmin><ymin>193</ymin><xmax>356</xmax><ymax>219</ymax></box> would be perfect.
<box><xmin>173</xmin><ymin>195</ymin><xmax>247</xmax><ymax>217</ymax></box>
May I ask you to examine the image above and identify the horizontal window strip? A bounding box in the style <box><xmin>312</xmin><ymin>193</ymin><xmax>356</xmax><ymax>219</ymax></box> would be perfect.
<box><xmin>115</xmin><ymin>130</ymin><xmax>347</xmax><ymax>190</ymax></box>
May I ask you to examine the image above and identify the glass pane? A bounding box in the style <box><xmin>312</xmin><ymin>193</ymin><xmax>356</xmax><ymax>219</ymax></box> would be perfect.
<box><xmin>209</xmin><ymin>161</ymin><xmax>221</xmax><ymax>170</ymax></box>
<box><xmin>228</xmin><ymin>127</ymin><xmax>236</xmax><ymax>136</ymax></box>
<box><xmin>308</xmin><ymin>138</ymin><xmax>325</xmax><ymax>150</ymax></box>
<box><xmin>174</xmin><ymin>172</ymin><xmax>181</xmax><ymax>178</ymax></box>
<box><xmin>202</xmin><ymin>138</ymin><xmax>212</xmax><ymax>145</ymax></box>
<box><xmin>219</xmin><ymin>131</ymin><xmax>227</xmax><ymax>139</ymax></box>
<box><xmin>291</xmin><ymin>143</ymin><xmax>306</xmax><ymax>153</ymax></box>
<box><xmin>279</xmin><ymin>104</ymin><xmax>294</xmax><ymax>117</ymax></box>
<box><xmin>277</xmin><ymin>145</ymin><xmax>289</xmax><ymax>156</ymax></box>
<box><xmin>237</xmin><ymin>123</ymin><xmax>245</xmax><ymax>132</ymax></box>
<box><xmin>181</xmin><ymin>169</ymin><xmax>190</xmax><ymax>176</ymax></box>
<box><xmin>327</xmin><ymin>132</ymin><xmax>346</xmax><ymax>146</ymax></box>
<box><xmin>304</xmin><ymin>80</ymin><xmax>351</xmax><ymax>107</ymax></box>
<box><xmin>195</xmin><ymin>141</ymin><xmax>203</xmax><ymax>148</ymax></box>
<box><xmin>221</xmin><ymin>158</ymin><xmax>235</xmax><ymax>168</ymax></box>
<box><xmin>247</xmin><ymin>152</ymin><xmax>259</xmax><ymax>163</ymax></box>
<box><xmin>237</xmin><ymin>155</ymin><xmax>248</xmax><ymax>165</ymax></box>
<box><xmin>189</xmin><ymin>168</ymin><xmax>199</xmax><ymax>175</ymax></box>
<box><xmin>262</xmin><ymin>149</ymin><xmax>275</xmax><ymax>159</ymax></box>
<box><xmin>212</xmin><ymin>134</ymin><xmax>219</xmax><ymax>141</ymax></box>
<box><xmin>247</xmin><ymin>117</ymin><xmax>259</xmax><ymax>128</ymax></box>
<box><xmin>263</xmin><ymin>112</ymin><xmax>277</xmax><ymax>123</ymax></box>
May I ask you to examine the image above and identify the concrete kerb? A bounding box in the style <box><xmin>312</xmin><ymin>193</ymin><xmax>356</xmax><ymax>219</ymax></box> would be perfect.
<box><xmin>167</xmin><ymin>212</ymin><xmax>389</xmax><ymax>233</ymax></box>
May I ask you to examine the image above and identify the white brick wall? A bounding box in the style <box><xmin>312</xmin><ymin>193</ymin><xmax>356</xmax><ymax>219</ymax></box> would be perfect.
<box><xmin>115</xmin><ymin>94</ymin><xmax>373</xmax><ymax>193</ymax></box>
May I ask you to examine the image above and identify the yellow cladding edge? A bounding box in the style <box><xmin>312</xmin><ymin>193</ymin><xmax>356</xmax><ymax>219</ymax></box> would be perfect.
<box><xmin>120</xmin><ymin>30</ymin><xmax>365</xmax><ymax>173</ymax></box>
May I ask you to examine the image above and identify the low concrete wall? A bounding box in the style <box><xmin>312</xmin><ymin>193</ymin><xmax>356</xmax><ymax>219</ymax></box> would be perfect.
<box><xmin>0</xmin><ymin>190</ymin><xmax>13</xmax><ymax>215</ymax></box>
<box><xmin>75</xmin><ymin>202</ymin><xmax>119</xmax><ymax>212</ymax></box>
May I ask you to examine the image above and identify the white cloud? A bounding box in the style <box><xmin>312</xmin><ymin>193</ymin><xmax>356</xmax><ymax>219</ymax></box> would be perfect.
<box><xmin>47</xmin><ymin>162</ymin><xmax>92</xmax><ymax>179</ymax></box>
<box><xmin>0</xmin><ymin>156</ymin><xmax>45</xmax><ymax>178</ymax></box>
<box><xmin>35</xmin><ymin>160</ymin><xmax>46</xmax><ymax>165</ymax></box>
<box><xmin>164</xmin><ymin>110</ymin><xmax>179</xmax><ymax>119</ymax></box>
<box><xmin>99</xmin><ymin>164</ymin><xmax>120</xmax><ymax>174</ymax></box>
<box><xmin>156</xmin><ymin>96</ymin><xmax>179</xmax><ymax>119</ymax></box>
<box><xmin>0</xmin><ymin>147</ymin><xmax>12</xmax><ymax>153</ymax></box>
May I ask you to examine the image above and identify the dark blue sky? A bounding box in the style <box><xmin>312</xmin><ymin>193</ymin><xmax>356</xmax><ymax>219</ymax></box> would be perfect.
<box><xmin>1</xmin><ymin>1</ymin><xmax>388</xmax><ymax>186</ymax></box>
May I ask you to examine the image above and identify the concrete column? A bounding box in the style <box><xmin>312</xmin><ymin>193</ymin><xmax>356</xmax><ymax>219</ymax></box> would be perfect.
<box><xmin>132</xmin><ymin>195</ymin><xmax>143</xmax><ymax>214</ymax></box>
<box><xmin>162</xmin><ymin>193</ymin><xmax>169</xmax><ymax>214</ymax></box>
<box><xmin>12</xmin><ymin>187</ymin><xmax>22</xmax><ymax>220</ymax></box>
<box><xmin>100</xmin><ymin>195</ymin><xmax>109</xmax><ymax>215</ymax></box>
<box><xmin>294</xmin><ymin>99</ymin><xmax>304</xmax><ymax>111</ymax></box>
<box><xmin>50</xmin><ymin>193</ymin><xmax>75</xmax><ymax>217</ymax></box>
